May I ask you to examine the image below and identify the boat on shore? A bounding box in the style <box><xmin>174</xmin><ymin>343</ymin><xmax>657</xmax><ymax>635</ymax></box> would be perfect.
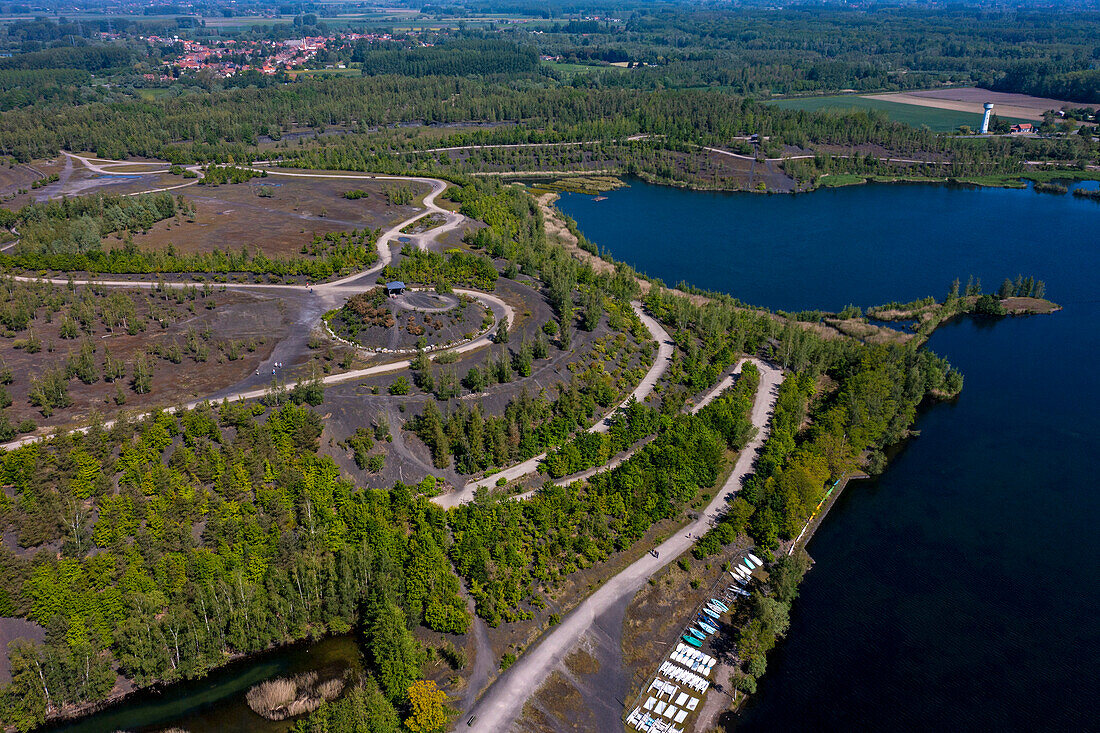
<box><xmin>748</xmin><ymin>553</ymin><xmax>764</xmax><ymax>566</ymax></box>
<box><xmin>682</xmin><ymin>634</ymin><xmax>703</xmax><ymax>648</ymax></box>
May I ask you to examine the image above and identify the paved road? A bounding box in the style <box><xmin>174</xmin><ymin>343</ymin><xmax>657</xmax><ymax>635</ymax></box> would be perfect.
<box><xmin>460</xmin><ymin>359</ymin><xmax>784</xmax><ymax>732</ymax></box>
<box><xmin>432</xmin><ymin>301</ymin><xmax>675</xmax><ymax>509</ymax></box>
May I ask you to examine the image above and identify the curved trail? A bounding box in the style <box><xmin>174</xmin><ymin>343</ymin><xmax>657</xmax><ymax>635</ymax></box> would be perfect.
<box><xmin>534</xmin><ymin>358</ymin><xmax>757</xmax><ymax>494</ymax></box>
<box><xmin>461</xmin><ymin>359</ymin><xmax>784</xmax><ymax>733</ymax></box>
<box><xmin>0</xmin><ymin>155</ymin><xmax>501</xmax><ymax>451</ymax></box>
<box><xmin>431</xmin><ymin>302</ymin><xmax>675</xmax><ymax>509</ymax></box>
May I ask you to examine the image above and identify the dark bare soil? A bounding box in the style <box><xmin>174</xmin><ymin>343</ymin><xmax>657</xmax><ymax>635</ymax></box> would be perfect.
<box><xmin>0</xmin><ymin>286</ymin><xmax>289</xmax><ymax>431</ymax></box>
<box><xmin>330</xmin><ymin>290</ymin><xmax>492</xmax><ymax>351</ymax></box>
<box><xmin>0</xmin><ymin>617</ymin><xmax>45</xmax><ymax>684</ymax></box>
<box><xmin>130</xmin><ymin>176</ymin><xmax>424</xmax><ymax>259</ymax></box>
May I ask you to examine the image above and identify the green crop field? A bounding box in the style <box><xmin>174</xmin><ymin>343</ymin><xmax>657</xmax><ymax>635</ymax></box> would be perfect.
<box><xmin>766</xmin><ymin>95</ymin><xmax>1028</xmax><ymax>132</ymax></box>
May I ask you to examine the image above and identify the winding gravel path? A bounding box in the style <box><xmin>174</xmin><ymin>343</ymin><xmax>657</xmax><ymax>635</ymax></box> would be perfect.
<box><xmin>538</xmin><ymin>358</ymin><xmax>757</xmax><ymax>492</ymax></box>
<box><xmin>431</xmin><ymin>302</ymin><xmax>675</xmax><ymax>509</ymax></box>
<box><xmin>0</xmin><ymin>155</ymin><xmax>501</xmax><ymax>451</ymax></box>
<box><xmin>461</xmin><ymin>359</ymin><xmax>783</xmax><ymax>732</ymax></box>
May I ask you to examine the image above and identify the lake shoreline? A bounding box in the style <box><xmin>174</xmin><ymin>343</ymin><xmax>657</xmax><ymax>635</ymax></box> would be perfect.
<box><xmin>33</xmin><ymin>632</ymin><xmax>359</xmax><ymax>733</ymax></box>
<box><xmin>557</xmin><ymin>177</ymin><xmax>1096</xmax><ymax>731</ymax></box>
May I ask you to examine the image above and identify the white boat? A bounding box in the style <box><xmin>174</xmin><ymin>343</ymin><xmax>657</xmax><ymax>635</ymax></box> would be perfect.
<box><xmin>748</xmin><ymin>552</ymin><xmax>763</xmax><ymax>566</ymax></box>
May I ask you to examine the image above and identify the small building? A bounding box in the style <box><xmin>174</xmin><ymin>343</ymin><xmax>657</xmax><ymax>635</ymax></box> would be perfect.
<box><xmin>1009</xmin><ymin>123</ymin><xmax>1035</xmax><ymax>134</ymax></box>
<box><xmin>386</xmin><ymin>281</ymin><xmax>406</xmax><ymax>296</ymax></box>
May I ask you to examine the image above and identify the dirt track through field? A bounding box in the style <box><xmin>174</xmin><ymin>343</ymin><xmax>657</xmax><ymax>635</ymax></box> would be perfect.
<box><xmin>862</xmin><ymin>90</ymin><xmax>1071</xmax><ymax>122</ymax></box>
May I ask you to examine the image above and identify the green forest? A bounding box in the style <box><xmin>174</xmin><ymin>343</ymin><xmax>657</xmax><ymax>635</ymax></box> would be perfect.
<box><xmin>0</xmin><ymin>401</ymin><xmax>467</xmax><ymax>730</ymax></box>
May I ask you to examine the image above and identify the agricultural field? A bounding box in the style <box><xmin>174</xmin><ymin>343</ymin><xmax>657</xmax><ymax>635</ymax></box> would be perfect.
<box><xmin>867</xmin><ymin>87</ymin><xmax>1096</xmax><ymax>121</ymax></box>
<box><xmin>766</xmin><ymin>93</ymin><xmax>1030</xmax><ymax>132</ymax></box>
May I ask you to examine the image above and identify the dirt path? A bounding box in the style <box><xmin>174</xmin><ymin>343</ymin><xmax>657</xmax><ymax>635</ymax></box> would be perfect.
<box><xmin>432</xmin><ymin>301</ymin><xmax>674</xmax><ymax>508</ymax></box>
<box><xmin>462</xmin><ymin>360</ymin><xmax>784</xmax><ymax>733</ymax></box>
<box><xmin>0</xmin><ymin>155</ymin><xmax>511</xmax><ymax>452</ymax></box>
<box><xmin>536</xmin><ymin>359</ymin><xmax>754</xmax><ymax>493</ymax></box>
<box><xmin>461</xmin><ymin>588</ymin><xmax>495</xmax><ymax>714</ymax></box>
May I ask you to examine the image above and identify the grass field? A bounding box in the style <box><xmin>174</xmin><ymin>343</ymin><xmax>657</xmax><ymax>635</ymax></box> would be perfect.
<box><xmin>541</xmin><ymin>60</ymin><xmax>629</xmax><ymax>76</ymax></box>
<box><xmin>766</xmin><ymin>94</ymin><xmax>1029</xmax><ymax>132</ymax></box>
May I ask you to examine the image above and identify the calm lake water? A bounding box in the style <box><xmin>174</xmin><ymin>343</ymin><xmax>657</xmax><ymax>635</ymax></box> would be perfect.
<box><xmin>559</xmin><ymin>179</ymin><xmax>1099</xmax><ymax>731</ymax></box>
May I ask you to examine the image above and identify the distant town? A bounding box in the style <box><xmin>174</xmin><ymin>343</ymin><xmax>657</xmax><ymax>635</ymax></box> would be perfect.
<box><xmin>127</xmin><ymin>31</ymin><xmax>399</xmax><ymax>78</ymax></box>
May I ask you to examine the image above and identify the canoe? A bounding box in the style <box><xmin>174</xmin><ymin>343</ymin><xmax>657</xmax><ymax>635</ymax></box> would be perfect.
<box><xmin>698</xmin><ymin>615</ymin><xmax>720</xmax><ymax>631</ymax></box>
<box><xmin>748</xmin><ymin>553</ymin><xmax>763</xmax><ymax>567</ymax></box>
<box><xmin>682</xmin><ymin>634</ymin><xmax>702</xmax><ymax>648</ymax></box>
<box><xmin>743</xmin><ymin>557</ymin><xmax>756</xmax><ymax>569</ymax></box>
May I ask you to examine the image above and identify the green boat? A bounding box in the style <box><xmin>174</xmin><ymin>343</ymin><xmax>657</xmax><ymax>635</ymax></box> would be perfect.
<box><xmin>682</xmin><ymin>634</ymin><xmax>703</xmax><ymax>648</ymax></box>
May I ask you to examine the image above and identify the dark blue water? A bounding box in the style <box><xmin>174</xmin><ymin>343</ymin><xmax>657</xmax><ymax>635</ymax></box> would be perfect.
<box><xmin>559</xmin><ymin>180</ymin><xmax>1099</xmax><ymax>731</ymax></box>
<box><xmin>559</xmin><ymin>179</ymin><xmax>1099</xmax><ymax>312</ymax></box>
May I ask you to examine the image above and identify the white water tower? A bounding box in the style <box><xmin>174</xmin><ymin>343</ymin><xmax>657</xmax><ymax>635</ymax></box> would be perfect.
<box><xmin>980</xmin><ymin>102</ymin><xmax>994</xmax><ymax>134</ymax></box>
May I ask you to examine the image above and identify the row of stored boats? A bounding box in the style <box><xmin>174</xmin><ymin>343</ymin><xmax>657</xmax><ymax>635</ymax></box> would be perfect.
<box><xmin>680</xmin><ymin>553</ymin><xmax>762</xmax><ymax>648</ymax></box>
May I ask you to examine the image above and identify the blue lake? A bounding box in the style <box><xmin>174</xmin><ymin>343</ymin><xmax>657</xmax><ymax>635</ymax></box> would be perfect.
<box><xmin>558</xmin><ymin>179</ymin><xmax>1099</xmax><ymax>730</ymax></box>
<box><xmin>559</xmin><ymin>179</ymin><xmax>1099</xmax><ymax>312</ymax></box>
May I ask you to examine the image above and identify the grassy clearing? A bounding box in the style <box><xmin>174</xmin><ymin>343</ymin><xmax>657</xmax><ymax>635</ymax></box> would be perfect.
<box><xmin>540</xmin><ymin>60</ymin><xmax>628</xmax><ymax>76</ymax></box>
<box><xmin>1020</xmin><ymin>169</ymin><xmax>1100</xmax><ymax>183</ymax></box>
<box><xmin>766</xmin><ymin>94</ymin><xmax>1029</xmax><ymax>132</ymax></box>
<box><xmin>543</xmin><ymin>175</ymin><xmax>625</xmax><ymax>194</ymax></box>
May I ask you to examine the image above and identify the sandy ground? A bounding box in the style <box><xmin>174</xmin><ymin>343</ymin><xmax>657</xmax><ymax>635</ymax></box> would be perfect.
<box><xmin>864</xmin><ymin>87</ymin><xmax>1092</xmax><ymax>121</ymax></box>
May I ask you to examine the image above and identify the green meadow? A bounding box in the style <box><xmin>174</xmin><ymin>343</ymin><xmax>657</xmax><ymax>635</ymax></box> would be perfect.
<box><xmin>766</xmin><ymin>94</ymin><xmax>1028</xmax><ymax>132</ymax></box>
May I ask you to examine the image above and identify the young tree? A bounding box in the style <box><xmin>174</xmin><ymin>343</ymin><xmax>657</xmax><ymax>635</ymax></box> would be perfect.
<box><xmin>405</xmin><ymin>680</ymin><xmax>451</xmax><ymax>733</ymax></box>
<box><xmin>369</xmin><ymin>601</ymin><xmax>422</xmax><ymax>701</ymax></box>
<box><xmin>131</xmin><ymin>354</ymin><xmax>153</xmax><ymax>394</ymax></box>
